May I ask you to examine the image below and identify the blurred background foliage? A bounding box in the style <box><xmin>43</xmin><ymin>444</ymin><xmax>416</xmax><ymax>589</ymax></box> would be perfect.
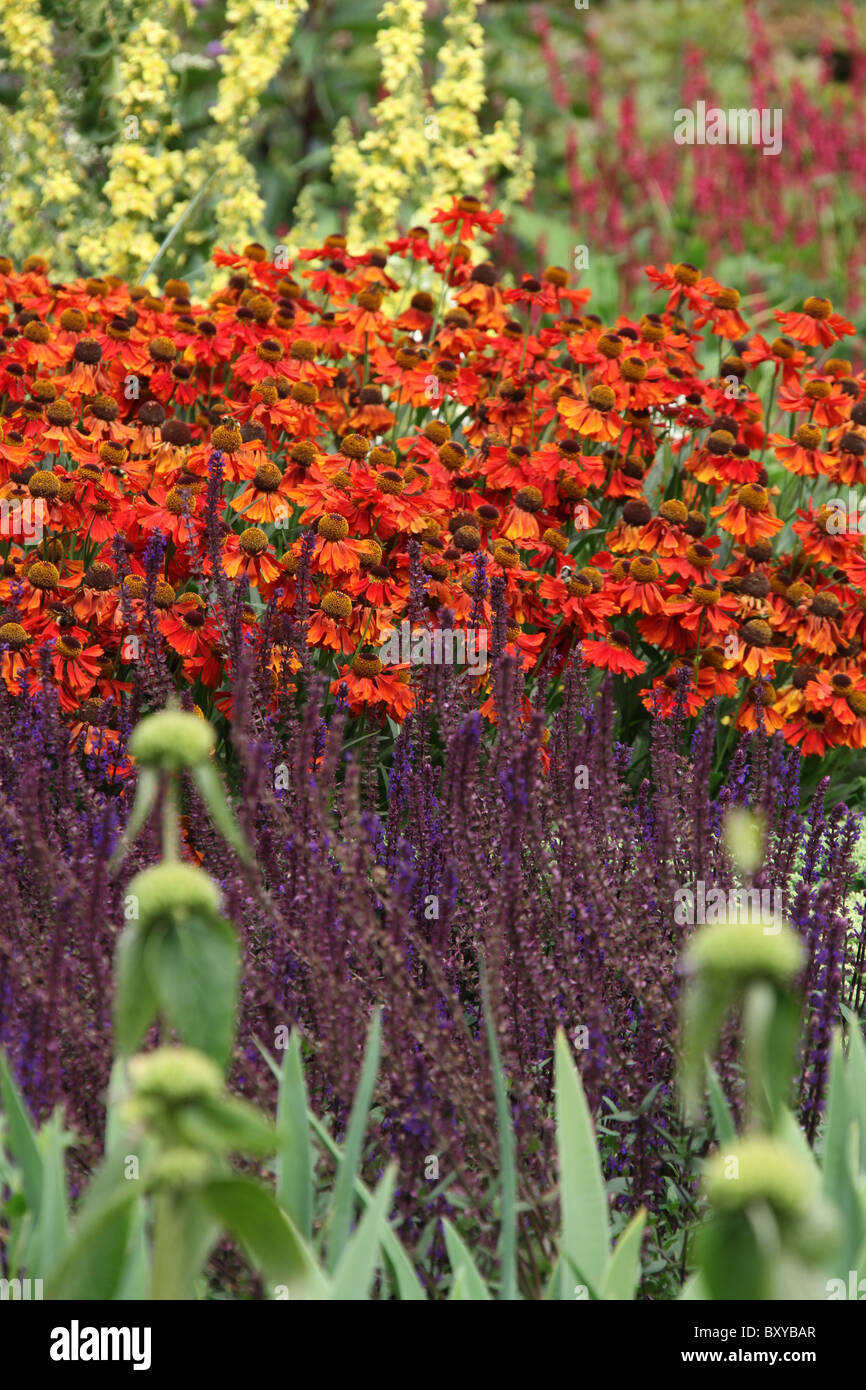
<box><xmin>1</xmin><ymin>0</ymin><xmax>864</xmax><ymax>324</ymax></box>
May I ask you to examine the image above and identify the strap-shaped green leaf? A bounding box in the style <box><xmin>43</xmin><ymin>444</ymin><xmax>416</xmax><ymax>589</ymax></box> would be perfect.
<box><xmin>555</xmin><ymin>1028</ymin><xmax>609</xmax><ymax>1295</ymax></box>
<box><xmin>276</xmin><ymin>1032</ymin><xmax>314</xmax><ymax>1240</ymax></box>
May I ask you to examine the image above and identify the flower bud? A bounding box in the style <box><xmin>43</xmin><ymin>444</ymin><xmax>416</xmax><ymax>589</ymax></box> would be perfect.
<box><xmin>129</xmin><ymin>709</ymin><xmax>215</xmax><ymax>770</ymax></box>
<box><xmin>126</xmin><ymin>862</ymin><xmax>222</xmax><ymax>929</ymax></box>
<box><xmin>703</xmin><ymin>1137</ymin><xmax>815</xmax><ymax>1219</ymax></box>
<box><xmin>686</xmin><ymin>918</ymin><xmax>804</xmax><ymax>988</ymax></box>
<box><xmin>129</xmin><ymin>1046</ymin><xmax>223</xmax><ymax>1106</ymax></box>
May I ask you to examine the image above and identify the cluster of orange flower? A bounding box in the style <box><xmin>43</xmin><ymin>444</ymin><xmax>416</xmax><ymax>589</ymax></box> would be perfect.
<box><xmin>2</xmin><ymin>195</ymin><xmax>866</xmax><ymax>759</ymax></box>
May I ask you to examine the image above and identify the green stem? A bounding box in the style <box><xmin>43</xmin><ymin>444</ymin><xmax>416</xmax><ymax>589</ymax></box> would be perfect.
<box><xmin>161</xmin><ymin>776</ymin><xmax>181</xmax><ymax>861</ymax></box>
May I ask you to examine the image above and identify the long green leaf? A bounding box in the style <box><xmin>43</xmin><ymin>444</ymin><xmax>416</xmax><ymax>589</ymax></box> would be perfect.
<box><xmin>147</xmin><ymin>914</ymin><xmax>239</xmax><ymax>1069</ymax></box>
<box><xmin>331</xmin><ymin>1166</ymin><xmax>396</xmax><ymax>1300</ymax></box>
<box><xmin>325</xmin><ymin>1008</ymin><xmax>381</xmax><ymax>1273</ymax></box>
<box><xmin>554</xmin><ymin>1028</ymin><xmax>609</xmax><ymax>1296</ymax></box>
<box><xmin>33</xmin><ymin>1109</ymin><xmax>71</xmax><ymax>1272</ymax></box>
<box><xmin>0</xmin><ymin>1051</ymin><xmax>42</xmax><ymax>1212</ymax></box>
<box><xmin>276</xmin><ymin>1032</ymin><xmax>314</xmax><ymax>1240</ymax></box>
<box><xmin>481</xmin><ymin>968</ymin><xmax>517</xmax><ymax>1301</ymax></box>
<box><xmin>308</xmin><ymin>1109</ymin><xmax>423</xmax><ymax>1301</ymax></box>
<box><xmin>600</xmin><ymin>1208</ymin><xmax>646</xmax><ymax>1301</ymax></box>
<box><xmin>843</xmin><ymin>1014</ymin><xmax>866</xmax><ymax>1173</ymax></box>
<box><xmin>47</xmin><ymin>1185</ymin><xmax>141</xmax><ymax>1300</ymax></box>
<box><xmin>442</xmin><ymin>1218</ymin><xmax>492</xmax><ymax>1301</ymax></box>
<box><xmin>108</xmin><ymin>766</ymin><xmax>159</xmax><ymax>872</ymax></box>
<box><xmin>192</xmin><ymin>761</ymin><xmax>252</xmax><ymax>864</ymax></box>
<box><xmin>138</xmin><ymin>168</ymin><xmax>219</xmax><ymax>285</ymax></box>
<box><xmin>705</xmin><ymin>1059</ymin><xmax>736</xmax><ymax>1144</ymax></box>
<box><xmin>113</xmin><ymin>923</ymin><xmax>157</xmax><ymax>1056</ymax></box>
<box><xmin>200</xmin><ymin>1176</ymin><xmax>329</xmax><ymax>1299</ymax></box>
<box><xmin>255</xmin><ymin>1033</ymin><xmax>423</xmax><ymax>1299</ymax></box>
<box><xmin>822</xmin><ymin>1029</ymin><xmax>864</xmax><ymax>1270</ymax></box>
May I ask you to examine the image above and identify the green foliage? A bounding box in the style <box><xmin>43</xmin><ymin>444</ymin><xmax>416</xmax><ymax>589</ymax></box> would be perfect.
<box><xmin>4</xmin><ymin>706</ymin><xmax>866</xmax><ymax>1301</ymax></box>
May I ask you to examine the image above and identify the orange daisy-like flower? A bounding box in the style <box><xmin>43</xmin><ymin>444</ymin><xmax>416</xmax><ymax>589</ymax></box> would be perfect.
<box><xmin>329</xmin><ymin>650</ymin><xmax>415</xmax><ymax>720</ymax></box>
<box><xmin>615</xmin><ymin>555</ymin><xmax>668</xmax><ymax>616</ymax></box>
<box><xmin>557</xmin><ymin>384</ymin><xmax>623</xmax><ymax>442</ymax></box>
<box><xmin>774</xmin><ymin>297</ymin><xmax>855</xmax><ymax>349</ymax></box>
<box><xmin>712</xmin><ymin>483</ymin><xmax>783</xmax><ymax>545</ymax></box>
<box><xmin>581</xmin><ymin>629</ymin><xmax>646</xmax><ymax>676</ymax></box>
<box><xmin>781</xmin><ymin>708</ymin><xmax>841</xmax><ymax>756</ymax></box>
<box><xmin>734</xmin><ymin>618</ymin><xmax>789</xmax><ymax>677</ymax></box>
<box><xmin>735</xmin><ymin>680</ymin><xmax>785</xmax><ymax>735</ymax></box>
<box><xmin>430</xmin><ymin>196</ymin><xmax>504</xmax><ymax>242</ymax></box>
<box><xmin>221</xmin><ymin>527</ymin><xmax>283</xmax><ymax>586</ymax></box>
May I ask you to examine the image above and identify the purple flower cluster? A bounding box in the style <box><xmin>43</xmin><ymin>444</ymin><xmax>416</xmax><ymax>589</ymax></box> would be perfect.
<box><xmin>0</xmin><ymin>647</ymin><xmax>862</xmax><ymax>1268</ymax></box>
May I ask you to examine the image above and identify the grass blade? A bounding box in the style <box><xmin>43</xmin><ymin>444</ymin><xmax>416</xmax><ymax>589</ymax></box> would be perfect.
<box><xmin>481</xmin><ymin>965</ymin><xmax>518</xmax><ymax>1300</ymax></box>
<box><xmin>331</xmin><ymin>1166</ymin><xmax>396</xmax><ymax>1300</ymax></box>
<box><xmin>325</xmin><ymin>1008</ymin><xmax>381</xmax><ymax>1273</ymax></box>
<box><xmin>554</xmin><ymin>1028</ymin><xmax>609</xmax><ymax>1295</ymax></box>
<box><xmin>442</xmin><ymin>1218</ymin><xmax>492</xmax><ymax>1300</ymax></box>
<box><xmin>276</xmin><ymin>1031</ymin><xmax>314</xmax><ymax>1240</ymax></box>
<box><xmin>600</xmin><ymin>1207</ymin><xmax>646</xmax><ymax>1301</ymax></box>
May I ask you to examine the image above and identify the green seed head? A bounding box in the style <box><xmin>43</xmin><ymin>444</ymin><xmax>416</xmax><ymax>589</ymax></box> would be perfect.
<box><xmin>685</xmin><ymin>918</ymin><xmax>804</xmax><ymax>988</ymax></box>
<box><xmin>129</xmin><ymin>1046</ymin><xmax>223</xmax><ymax>1106</ymax></box>
<box><xmin>126</xmin><ymin>861</ymin><xmax>222</xmax><ymax>929</ymax></box>
<box><xmin>724</xmin><ymin>806</ymin><xmax>765</xmax><ymax>875</ymax></box>
<box><xmin>129</xmin><ymin>709</ymin><xmax>215</xmax><ymax>770</ymax></box>
<box><xmin>703</xmin><ymin>1137</ymin><xmax>816</xmax><ymax>1219</ymax></box>
<box><xmin>150</xmin><ymin>1145</ymin><xmax>215</xmax><ymax>1191</ymax></box>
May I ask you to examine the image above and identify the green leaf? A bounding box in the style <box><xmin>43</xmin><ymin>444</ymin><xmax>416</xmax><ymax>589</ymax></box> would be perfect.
<box><xmin>32</xmin><ymin>1109</ymin><xmax>72</xmax><ymax>1272</ymax></box>
<box><xmin>822</xmin><ymin>1030</ymin><xmax>850</xmax><ymax>1193</ymax></box>
<box><xmin>113</xmin><ymin>923</ymin><xmax>157</xmax><ymax>1056</ymax></box>
<box><xmin>178</xmin><ymin>1096</ymin><xmax>275</xmax><ymax>1158</ymax></box>
<box><xmin>47</xmin><ymin>1185</ymin><xmax>141</xmax><ymax>1300</ymax></box>
<box><xmin>554</xmin><ymin>1028</ymin><xmax>609</xmax><ymax>1296</ymax></box>
<box><xmin>151</xmin><ymin>1189</ymin><xmax>219</xmax><ymax>1301</ymax></box>
<box><xmin>822</xmin><ymin>1029</ymin><xmax>864</xmax><ymax>1270</ymax></box>
<box><xmin>442</xmin><ymin>1218</ymin><xmax>492</xmax><ymax>1300</ymax></box>
<box><xmin>256</xmin><ymin>1033</ymin><xmax>422</xmax><ymax>1296</ymax></box>
<box><xmin>200</xmin><ymin>1177</ymin><xmax>329</xmax><ymax>1299</ymax></box>
<box><xmin>147</xmin><ymin>914</ymin><xmax>239</xmax><ymax>1069</ymax></box>
<box><xmin>679</xmin><ymin>980</ymin><xmax>731</xmax><ymax>1122</ymax></box>
<box><xmin>482</xmin><ymin>968</ymin><xmax>518</xmax><ymax>1301</ymax></box>
<box><xmin>192</xmin><ymin>760</ymin><xmax>252</xmax><ymax>863</ymax></box>
<box><xmin>325</xmin><ymin>1008</ymin><xmax>381</xmax><ymax>1273</ymax></box>
<box><xmin>0</xmin><ymin>1050</ymin><xmax>42</xmax><ymax>1212</ymax></box>
<box><xmin>115</xmin><ymin>1198</ymin><xmax>150</xmax><ymax>1301</ymax></box>
<box><xmin>705</xmin><ymin>1059</ymin><xmax>736</xmax><ymax>1145</ymax></box>
<box><xmin>843</xmin><ymin>1014</ymin><xmax>866</xmax><ymax>1173</ymax></box>
<box><xmin>138</xmin><ymin>168</ymin><xmax>219</xmax><ymax>286</ymax></box>
<box><xmin>306</xmin><ymin>1107</ymin><xmax>423</xmax><ymax>1300</ymax></box>
<box><xmin>276</xmin><ymin>1032</ymin><xmax>314</xmax><ymax>1240</ymax></box>
<box><xmin>108</xmin><ymin>766</ymin><xmax>159</xmax><ymax>872</ymax></box>
<box><xmin>331</xmin><ymin>1166</ymin><xmax>396</xmax><ymax>1300</ymax></box>
<box><xmin>600</xmin><ymin>1207</ymin><xmax>646</xmax><ymax>1301</ymax></box>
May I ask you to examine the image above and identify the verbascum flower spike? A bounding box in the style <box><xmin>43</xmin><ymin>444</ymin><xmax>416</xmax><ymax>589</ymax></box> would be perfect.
<box><xmin>192</xmin><ymin>0</ymin><xmax>309</xmax><ymax>284</ymax></box>
<box><xmin>332</xmin><ymin>0</ymin><xmax>428</xmax><ymax>250</ymax></box>
<box><xmin>77</xmin><ymin>5</ymin><xmax>185</xmax><ymax>278</ymax></box>
<box><xmin>0</xmin><ymin>0</ymin><xmax>83</xmax><ymax>263</ymax></box>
